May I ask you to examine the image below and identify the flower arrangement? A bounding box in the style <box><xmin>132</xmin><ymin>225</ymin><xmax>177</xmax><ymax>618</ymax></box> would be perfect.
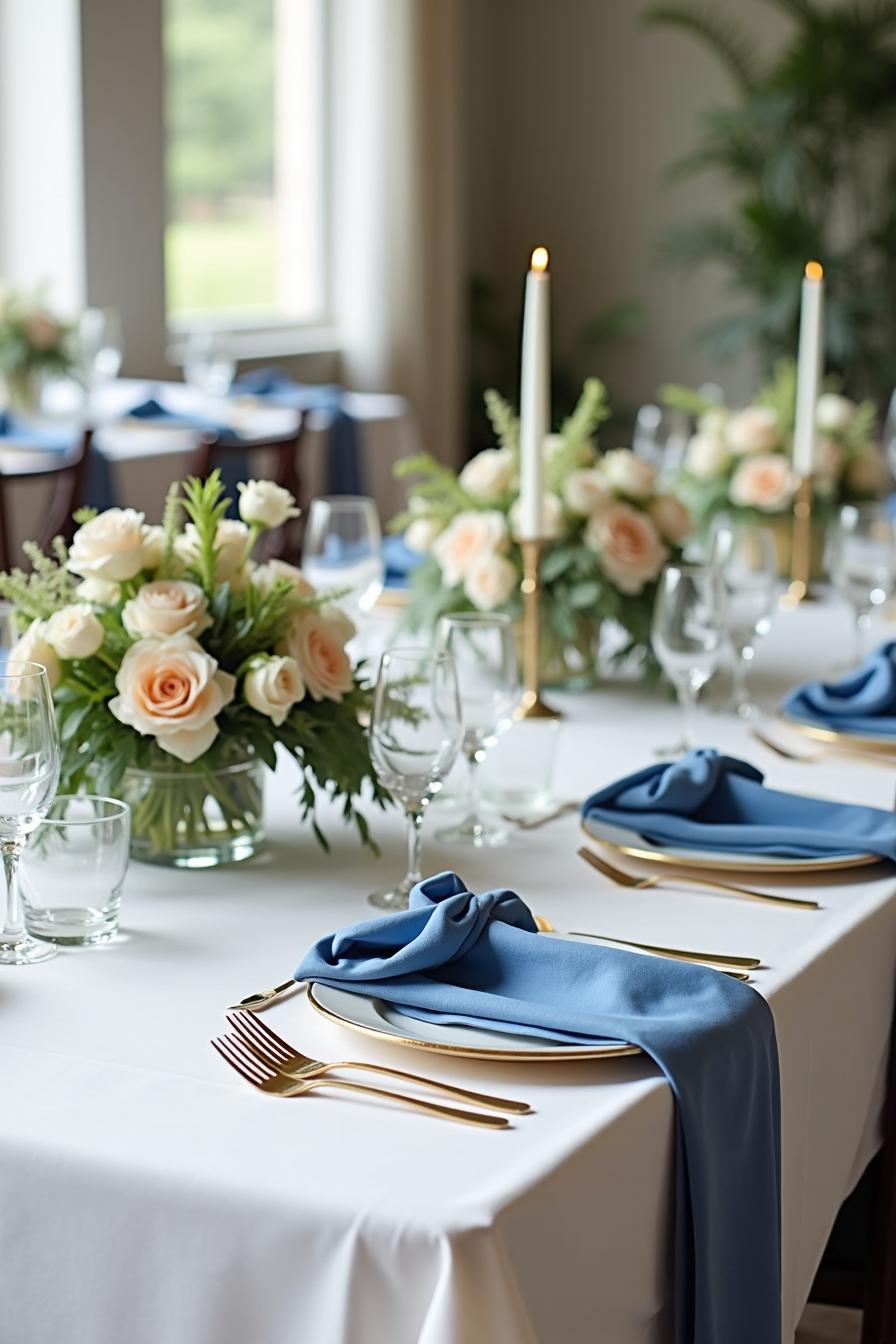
<box><xmin>0</xmin><ymin>289</ymin><xmax>75</xmax><ymax>413</ymax></box>
<box><xmin>392</xmin><ymin>379</ymin><xmax>693</xmax><ymax>680</ymax></box>
<box><xmin>668</xmin><ymin>361</ymin><xmax>887</xmax><ymax>533</ymax></box>
<box><xmin>0</xmin><ymin>473</ymin><xmax>386</xmax><ymax>864</ymax></box>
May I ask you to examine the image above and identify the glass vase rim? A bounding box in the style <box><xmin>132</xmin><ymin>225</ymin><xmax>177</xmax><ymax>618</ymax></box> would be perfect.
<box><xmin>308</xmin><ymin>494</ymin><xmax>378</xmax><ymax>511</ymax></box>
<box><xmin>379</xmin><ymin>646</ymin><xmax>456</xmax><ymax>668</ymax></box>
<box><xmin>122</xmin><ymin>753</ymin><xmax>260</xmax><ymax>782</ymax></box>
<box><xmin>40</xmin><ymin>794</ymin><xmax>130</xmax><ymax>826</ymax></box>
<box><xmin>437</xmin><ymin>611</ymin><xmax>513</xmax><ymax>628</ymax></box>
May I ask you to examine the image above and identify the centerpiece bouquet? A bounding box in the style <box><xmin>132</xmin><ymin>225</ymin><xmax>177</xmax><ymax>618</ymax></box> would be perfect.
<box><xmin>391</xmin><ymin>379</ymin><xmax>693</xmax><ymax>685</ymax></box>
<box><xmin>0</xmin><ymin>473</ymin><xmax>386</xmax><ymax>867</ymax></box>
<box><xmin>0</xmin><ymin>288</ymin><xmax>75</xmax><ymax>415</ymax></box>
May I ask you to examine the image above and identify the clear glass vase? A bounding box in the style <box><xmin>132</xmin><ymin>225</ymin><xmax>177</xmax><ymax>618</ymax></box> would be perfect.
<box><xmin>514</xmin><ymin>615</ymin><xmax>602</xmax><ymax>691</ymax></box>
<box><xmin>121</xmin><ymin>751</ymin><xmax>265</xmax><ymax>868</ymax></box>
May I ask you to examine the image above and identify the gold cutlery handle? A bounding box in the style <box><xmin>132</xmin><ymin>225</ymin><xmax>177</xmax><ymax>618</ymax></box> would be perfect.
<box><xmin>325</xmin><ymin>1061</ymin><xmax>531</xmax><ymax>1114</ymax></box>
<box><xmin>566</xmin><ymin>931</ymin><xmax>758</xmax><ymax>969</ymax></box>
<box><xmin>289</xmin><ymin>1075</ymin><xmax>509</xmax><ymax>1128</ymax></box>
<box><xmin>668</xmin><ymin>873</ymin><xmax>819</xmax><ymax>910</ymax></box>
<box><xmin>229</xmin><ymin>979</ymin><xmax>299</xmax><ymax>1012</ymax></box>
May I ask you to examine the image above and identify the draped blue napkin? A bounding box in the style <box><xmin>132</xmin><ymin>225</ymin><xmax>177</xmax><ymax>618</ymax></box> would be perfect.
<box><xmin>0</xmin><ymin>412</ymin><xmax>114</xmax><ymax>510</ymax></box>
<box><xmin>781</xmin><ymin>641</ymin><xmax>896</xmax><ymax>737</ymax></box>
<box><xmin>582</xmin><ymin>748</ymin><xmax>896</xmax><ymax>860</ymax></box>
<box><xmin>297</xmin><ymin>870</ymin><xmax>782</xmax><ymax>1344</ymax></box>
<box><xmin>383</xmin><ymin>534</ymin><xmax>422</xmax><ymax>588</ymax></box>
<box><xmin>233</xmin><ymin>367</ymin><xmax>361</xmax><ymax>494</ymax></box>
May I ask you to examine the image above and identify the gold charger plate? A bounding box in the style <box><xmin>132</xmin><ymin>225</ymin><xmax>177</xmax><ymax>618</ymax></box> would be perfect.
<box><xmin>308</xmin><ymin>983</ymin><xmax>641</xmax><ymax>1063</ymax></box>
<box><xmin>777</xmin><ymin>711</ymin><xmax>896</xmax><ymax>755</ymax></box>
<box><xmin>580</xmin><ymin>821</ymin><xmax>880</xmax><ymax>876</ymax></box>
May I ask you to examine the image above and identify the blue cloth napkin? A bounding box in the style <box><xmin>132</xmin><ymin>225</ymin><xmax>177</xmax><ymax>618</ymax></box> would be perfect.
<box><xmin>582</xmin><ymin>747</ymin><xmax>896</xmax><ymax>860</ymax></box>
<box><xmin>125</xmin><ymin>395</ymin><xmax>245</xmax><ymax>506</ymax></box>
<box><xmin>296</xmin><ymin>870</ymin><xmax>782</xmax><ymax>1344</ymax></box>
<box><xmin>0</xmin><ymin>412</ymin><xmax>114</xmax><ymax>511</ymax></box>
<box><xmin>781</xmin><ymin>641</ymin><xmax>896</xmax><ymax>737</ymax></box>
<box><xmin>383</xmin><ymin>534</ymin><xmax>422</xmax><ymax>588</ymax></box>
<box><xmin>233</xmin><ymin>367</ymin><xmax>361</xmax><ymax>495</ymax></box>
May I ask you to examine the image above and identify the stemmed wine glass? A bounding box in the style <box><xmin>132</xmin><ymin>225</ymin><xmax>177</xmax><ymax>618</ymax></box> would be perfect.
<box><xmin>183</xmin><ymin>329</ymin><xmax>237</xmax><ymax>398</ymax></box>
<box><xmin>368</xmin><ymin>649</ymin><xmax>462</xmax><ymax>911</ymax></box>
<box><xmin>0</xmin><ymin>662</ymin><xmax>61</xmax><ymax>965</ymax></box>
<box><xmin>651</xmin><ymin>564</ymin><xmax>727</xmax><ymax>755</ymax></box>
<box><xmin>831</xmin><ymin>503</ymin><xmax>896</xmax><ymax>665</ymax></box>
<box><xmin>78</xmin><ymin>308</ymin><xmax>123</xmax><ymax>412</ymax></box>
<box><xmin>710</xmin><ymin>521</ymin><xmax>777</xmax><ymax>718</ymax></box>
<box><xmin>434</xmin><ymin>613</ymin><xmax>518</xmax><ymax>847</ymax></box>
<box><xmin>302</xmin><ymin>496</ymin><xmax>385</xmax><ymax>625</ymax></box>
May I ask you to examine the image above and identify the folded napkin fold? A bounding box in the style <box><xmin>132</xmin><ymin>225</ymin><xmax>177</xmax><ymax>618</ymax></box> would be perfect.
<box><xmin>583</xmin><ymin>747</ymin><xmax>896</xmax><ymax>860</ymax></box>
<box><xmin>297</xmin><ymin>871</ymin><xmax>781</xmax><ymax>1344</ymax></box>
<box><xmin>781</xmin><ymin>641</ymin><xmax>896</xmax><ymax>736</ymax></box>
<box><xmin>233</xmin><ymin>367</ymin><xmax>361</xmax><ymax>495</ymax></box>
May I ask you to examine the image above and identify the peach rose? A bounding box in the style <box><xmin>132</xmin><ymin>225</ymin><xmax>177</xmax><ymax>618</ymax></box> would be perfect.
<box><xmin>563</xmin><ymin>469</ymin><xmax>612</xmax><ymax>518</ymax></box>
<box><xmin>432</xmin><ymin>510</ymin><xmax>508</xmax><ymax>587</ymax></box>
<box><xmin>729</xmin><ymin>454</ymin><xmax>797</xmax><ymax>512</ymax></box>
<box><xmin>109</xmin><ymin>634</ymin><xmax>236</xmax><ymax>763</ymax></box>
<box><xmin>122</xmin><ymin>580</ymin><xmax>212</xmax><ymax>641</ymax></box>
<box><xmin>279</xmin><ymin>609</ymin><xmax>354</xmax><ymax>702</ymax></box>
<box><xmin>464</xmin><ymin>553</ymin><xmax>517</xmax><ymax>611</ymax></box>
<box><xmin>585</xmin><ymin>502</ymin><xmax>668</xmax><ymax>595</ymax></box>
<box><xmin>726</xmin><ymin>407</ymin><xmax>780</xmax><ymax>455</ymax></box>
<box><xmin>649</xmin><ymin>493</ymin><xmax>692</xmax><ymax>544</ymax></box>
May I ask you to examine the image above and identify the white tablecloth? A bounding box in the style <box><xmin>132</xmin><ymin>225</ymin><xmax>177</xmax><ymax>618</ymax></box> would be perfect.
<box><xmin>3</xmin><ymin>600</ymin><xmax>895</xmax><ymax>1344</ymax></box>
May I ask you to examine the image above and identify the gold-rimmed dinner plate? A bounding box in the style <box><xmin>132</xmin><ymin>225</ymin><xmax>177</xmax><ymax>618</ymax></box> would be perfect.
<box><xmin>580</xmin><ymin>817</ymin><xmax>879</xmax><ymax>875</ymax></box>
<box><xmin>308</xmin><ymin>983</ymin><xmax>641</xmax><ymax>1063</ymax></box>
<box><xmin>777</xmin><ymin>710</ymin><xmax>896</xmax><ymax>754</ymax></box>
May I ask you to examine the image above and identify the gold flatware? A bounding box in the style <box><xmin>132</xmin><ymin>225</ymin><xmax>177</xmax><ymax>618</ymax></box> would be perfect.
<box><xmin>532</xmin><ymin>914</ymin><xmax>759</xmax><ymax>970</ymax></box>
<box><xmin>227</xmin><ymin>1011</ymin><xmax>531</xmax><ymax>1115</ymax></box>
<box><xmin>577</xmin><ymin>845</ymin><xmax>820</xmax><ymax>911</ymax></box>
<box><xmin>502</xmin><ymin>801</ymin><xmax>579</xmax><ymax>830</ymax></box>
<box><xmin>227</xmin><ymin>978</ymin><xmax>300</xmax><ymax>1012</ymax></box>
<box><xmin>211</xmin><ymin>1033</ymin><xmax>509</xmax><ymax>1129</ymax></box>
<box><xmin>751</xmin><ymin>726</ymin><xmax>894</xmax><ymax>768</ymax></box>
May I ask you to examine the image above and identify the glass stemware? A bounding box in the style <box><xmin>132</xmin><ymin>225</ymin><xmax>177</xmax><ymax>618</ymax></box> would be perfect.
<box><xmin>182</xmin><ymin>328</ymin><xmax>237</xmax><ymax>398</ymax></box>
<box><xmin>78</xmin><ymin>308</ymin><xmax>123</xmax><ymax>410</ymax></box>
<box><xmin>368</xmin><ymin>649</ymin><xmax>462</xmax><ymax>911</ymax></box>
<box><xmin>831</xmin><ymin>502</ymin><xmax>896</xmax><ymax>665</ymax></box>
<box><xmin>651</xmin><ymin>564</ymin><xmax>727</xmax><ymax>755</ymax></box>
<box><xmin>302</xmin><ymin>496</ymin><xmax>385</xmax><ymax>625</ymax></box>
<box><xmin>434</xmin><ymin>613</ymin><xmax>519</xmax><ymax>848</ymax></box>
<box><xmin>0</xmin><ymin>662</ymin><xmax>61</xmax><ymax>965</ymax></box>
<box><xmin>710</xmin><ymin>522</ymin><xmax>777</xmax><ymax>718</ymax></box>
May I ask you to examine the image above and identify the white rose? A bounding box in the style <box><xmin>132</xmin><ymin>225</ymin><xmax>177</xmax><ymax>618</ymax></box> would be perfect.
<box><xmin>729</xmin><ymin>454</ymin><xmax>797</xmax><ymax>511</ymax></box>
<box><xmin>109</xmin><ymin>634</ymin><xmax>235</xmax><ymax>763</ymax></box>
<box><xmin>45</xmin><ymin>604</ymin><xmax>104</xmax><ymax>660</ymax></box>
<box><xmin>432</xmin><ymin>510</ymin><xmax>508</xmax><ymax>587</ymax></box>
<box><xmin>405</xmin><ymin>516</ymin><xmax>443</xmax><ymax>554</ymax></box>
<box><xmin>9</xmin><ymin>620</ymin><xmax>61</xmax><ymax>688</ymax></box>
<box><xmin>252</xmin><ymin>558</ymin><xmax>315</xmax><ymax>600</ymax></box>
<box><xmin>75</xmin><ymin>577</ymin><xmax>120</xmax><ymax>606</ymax></box>
<box><xmin>585</xmin><ymin>503</ymin><xmax>668</xmax><ymax>595</ymax></box>
<box><xmin>459</xmin><ymin>448</ymin><xmax>515</xmax><ymax>502</ymax></box>
<box><xmin>244</xmin><ymin>655</ymin><xmax>305</xmax><ymax>726</ymax></box>
<box><xmin>726</xmin><ymin>406</ymin><xmax>780</xmax><ymax>455</ymax></box>
<box><xmin>176</xmin><ymin>518</ymin><xmax>250</xmax><ymax>582</ymax></box>
<box><xmin>816</xmin><ymin>393</ymin><xmax>855</xmax><ymax>435</ymax></box>
<box><xmin>509</xmin><ymin>492</ymin><xmax>564</xmax><ymax>540</ymax></box>
<box><xmin>122</xmin><ymin>580</ymin><xmax>212</xmax><ymax>640</ymax></box>
<box><xmin>68</xmin><ymin>508</ymin><xmax>150</xmax><ymax>582</ymax></box>
<box><xmin>141</xmin><ymin>525</ymin><xmax>165</xmax><ymax>571</ymax></box>
<box><xmin>684</xmin><ymin>432</ymin><xmax>731</xmax><ymax>480</ymax></box>
<box><xmin>463</xmin><ymin>553</ymin><xmax>518</xmax><ymax>611</ymax></box>
<box><xmin>278</xmin><ymin>609</ymin><xmax>354</xmax><ymax>702</ymax></box>
<box><xmin>649</xmin><ymin>494</ymin><xmax>693</xmax><ymax>544</ymax></box>
<box><xmin>846</xmin><ymin>447</ymin><xmax>889</xmax><ymax>497</ymax></box>
<box><xmin>237</xmin><ymin>479</ymin><xmax>300</xmax><ymax>529</ymax></box>
<box><xmin>600</xmin><ymin>449</ymin><xmax>657</xmax><ymax>500</ymax></box>
<box><xmin>815</xmin><ymin>437</ymin><xmax>844</xmax><ymax>485</ymax></box>
<box><xmin>563</xmin><ymin>469</ymin><xmax>613</xmax><ymax>518</ymax></box>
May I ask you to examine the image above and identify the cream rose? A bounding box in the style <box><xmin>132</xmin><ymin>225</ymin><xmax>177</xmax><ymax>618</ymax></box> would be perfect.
<box><xmin>9</xmin><ymin>620</ymin><xmax>61</xmax><ymax>688</ymax></box>
<box><xmin>122</xmin><ymin>580</ymin><xmax>212</xmax><ymax>641</ymax></box>
<box><xmin>109</xmin><ymin>634</ymin><xmax>235</xmax><ymax>763</ymax></box>
<box><xmin>279</xmin><ymin>610</ymin><xmax>354</xmax><ymax>702</ymax></box>
<box><xmin>649</xmin><ymin>494</ymin><xmax>693</xmax><ymax>544</ymax></box>
<box><xmin>563</xmin><ymin>469</ymin><xmax>612</xmax><ymax>518</ymax></box>
<box><xmin>75</xmin><ymin>577</ymin><xmax>120</xmax><ymax>606</ymax></box>
<box><xmin>141</xmin><ymin>525</ymin><xmax>166</xmax><ymax>571</ymax></box>
<box><xmin>459</xmin><ymin>448</ymin><xmax>515</xmax><ymax>502</ymax></box>
<box><xmin>176</xmin><ymin>518</ymin><xmax>250</xmax><ymax>582</ymax></box>
<box><xmin>685</xmin><ymin>432</ymin><xmax>731</xmax><ymax>480</ymax></box>
<box><xmin>846</xmin><ymin>447</ymin><xmax>889</xmax><ymax>497</ymax></box>
<box><xmin>816</xmin><ymin>393</ymin><xmax>855</xmax><ymax>435</ymax></box>
<box><xmin>252</xmin><ymin>558</ymin><xmax>315</xmax><ymax>600</ymax></box>
<box><xmin>726</xmin><ymin>406</ymin><xmax>780</xmax><ymax>455</ymax></box>
<box><xmin>68</xmin><ymin>508</ymin><xmax>151</xmax><ymax>582</ymax></box>
<box><xmin>601</xmin><ymin>449</ymin><xmax>657</xmax><ymax>500</ymax></box>
<box><xmin>464</xmin><ymin>553</ymin><xmax>517</xmax><ymax>611</ymax></box>
<box><xmin>432</xmin><ymin>510</ymin><xmax>508</xmax><ymax>586</ymax></box>
<box><xmin>405</xmin><ymin>516</ymin><xmax>443</xmax><ymax>554</ymax></box>
<box><xmin>45</xmin><ymin>604</ymin><xmax>104</xmax><ymax>660</ymax></box>
<box><xmin>697</xmin><ymin>407</ymin><xmax>729</xmax><ymax>439</ymax></box>
<box><xmin>509</xmin><ymin>492</ymin><xmax>564</xmax><ymax>540</ymax></box>
<box><xmin>729</xmin><ymin>454</ymin><xmax>797</xmax><ymax>511</ymax></box>
<box><xmin>244</xmin><ymin>655</ymin><xmax>305</xmax><ymax>726</ymax></box>
<box><xmin>237</xmin><ymin>479</ymin><xmax>300</xmax><ymax>529</ymax></box>
<box><xmin>585</xmin><ymin>503</ymin><xmax>667</xmax><ymax>595</ymax></box>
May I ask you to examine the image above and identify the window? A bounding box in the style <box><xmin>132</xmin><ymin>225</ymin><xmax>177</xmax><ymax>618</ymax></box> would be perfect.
<box><xmin>163</xmin><ymin>0</ymin><xmax>328</xmax><ymax>331</ymax></box>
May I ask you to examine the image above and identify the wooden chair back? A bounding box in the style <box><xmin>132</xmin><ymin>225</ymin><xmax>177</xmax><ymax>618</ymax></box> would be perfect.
<box><xmin>0</xmin><ymin>428</ymin><xmax>94</xmax><ymax>571</ymax></box>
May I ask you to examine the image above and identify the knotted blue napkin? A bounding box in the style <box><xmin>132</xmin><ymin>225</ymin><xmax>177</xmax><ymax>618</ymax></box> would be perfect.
<box><xmin>781</xmin><ymin>641</ymin><xmax>896</xmax><ymax>737</ymax></box>
<box><xmin>582</xmin><ymin>748</ymin><xmax>896</xmax><ymax>860</ymax></box>
<box><xmin>296</xmin><ymin>870</ymin><xmax>782</xmax><ymax>1344</ymax></box>
<box><xmin>233</xmin><ymin>367</ymin><xmax>361</xmax><ymax>494</ymax></box>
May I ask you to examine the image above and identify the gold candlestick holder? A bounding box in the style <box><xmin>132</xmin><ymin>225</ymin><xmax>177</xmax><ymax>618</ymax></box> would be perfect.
<box><xmin>780</xmin><ymin>474</ymin><xmax>816</xmax><ymax>609</ymax></box>
<box><xmin>513</xmin><ymin>536</ymin><xmax>562</xmax><ymax>720</ymax></box>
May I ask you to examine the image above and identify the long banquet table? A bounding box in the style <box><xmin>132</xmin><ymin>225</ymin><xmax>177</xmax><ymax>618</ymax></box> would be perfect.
<box><xmin>4</xmin><ymin>598</ymin><xmax>896</xmax><ymax>1344</ymax></box>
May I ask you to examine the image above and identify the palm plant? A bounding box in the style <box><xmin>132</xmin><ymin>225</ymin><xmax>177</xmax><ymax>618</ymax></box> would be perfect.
<box><xmin>646</xmin><ymin>0</ymin><xmax>896</xmax><ymax>404</ymax></box>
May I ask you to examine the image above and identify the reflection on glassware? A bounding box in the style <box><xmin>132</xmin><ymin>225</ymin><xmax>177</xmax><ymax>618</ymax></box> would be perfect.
<box><xmin>434</xmin><ymin>613</ymin><xmax>518</xmax><ymax>848</ymax></box>
<box><xmin>633</xmin><ymin>403</ymin><xmax>690</xmax><ymax>477</ymax></box>
<box><xmin>302</xmin><ymin>496</ymin><xmax>385</xmax><ymax>622</ymax></box>
<box><xmin>710</xmin><ymin>521</ymin><xmax>777</xmax><ymax>719</ymax></box>
<box><xmin>22</xmin><ymin>795</ymin><xmax>130</xmax><ymax>945</ymax></box>
<box><xmin>79</xmin><ymin>308</ymin><xmax>123</xmax><ymax>405</ymax></box>
<box><xmin>832</xmin><ymin>502</ymin><xmax>896</xmax><ymax>665</ymax></box>
<box><xmin>883</xmin><ymin>388</ymin><xmax>896</xmax><ymax>484</ymax></box>
<box><xmin>651</xmin><ymin>564</ymin><xmax>726</xmax><ymax>755</ymax></box>
<box><xmin>368</xmin><ymin>649</ymin><xmax>462</xmax><ymax>911</ymax></box>
<box><xmin>183</xmin><ymin>328</ymin><xmax>237</xmax><ymax>398</ymax></box>
<box><xmin>0</xmin><ymin>661</ymin><xmax>61</xmax><ymax>965</ymax></box>
<box><xmin>480</xmin><ymin>717</ymin><xmax>560</xmax><ymax>820</ymax></box>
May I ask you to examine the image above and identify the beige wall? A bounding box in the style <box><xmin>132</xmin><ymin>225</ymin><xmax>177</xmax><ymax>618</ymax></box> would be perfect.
<box><xmin>462</xmin><ymin>0</ymin><xmax>794</xmax><ymax>418</ymax></box>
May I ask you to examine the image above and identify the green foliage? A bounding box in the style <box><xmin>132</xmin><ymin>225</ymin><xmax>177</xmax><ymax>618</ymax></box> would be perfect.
<box><xmin>0</xmin><ymin>540</ymin><xmax>78</xmax><ymax>621</ymax></box>
<box><xmin>483</xmin><ymin>389</ymin><xmax>519</xmax><ymax>454</ymax></box>
<box><xmin>179</xmin><ymin>471</ymin><xmax>234</xmax><ymax>594</ymax></box>
<box><xmin>391</xmin><ymin>454</ymin><xmax>479</xmax><ymax>532</ymax></box>
<box><xmin>658</xmin><ymin>383</ymin><xmax>716</xmax><ymax>418</ymax></box>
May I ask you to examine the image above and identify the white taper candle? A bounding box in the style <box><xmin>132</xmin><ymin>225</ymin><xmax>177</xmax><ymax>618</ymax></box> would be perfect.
<box><xmin>518</xmin><ymin>247</ymin><xmax>551</xmax><ymax>539</ymax></box>
<box><xmin>793</xmin><ymin>260</ymin><xmax>825</xmax><ymax>476</ymax></box>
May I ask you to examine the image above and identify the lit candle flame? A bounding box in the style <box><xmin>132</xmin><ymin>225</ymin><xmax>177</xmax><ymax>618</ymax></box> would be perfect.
<box><xmin>530</xmin><ymin>247</ymin><xmax>549</xmax><ymax>273</ymax></box>
<box><xmin>805</xmin><ymin>260</ymin><xmax>823</xmax><ymax>281</ymax></box>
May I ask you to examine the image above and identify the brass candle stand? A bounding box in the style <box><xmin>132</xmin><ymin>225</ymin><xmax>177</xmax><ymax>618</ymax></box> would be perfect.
<box><xmin>514</xmin><ymin>536</ymin><xmax>562</xmax><ymax>720</ymax></box>
<box><xmin>780</xmin><ymin>474</ymin><xmax>816</xmax><ymax>609</ymax></box>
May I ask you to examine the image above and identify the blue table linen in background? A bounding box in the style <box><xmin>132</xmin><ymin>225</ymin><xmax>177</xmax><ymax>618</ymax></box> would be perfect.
<box><xmin>296</xmin><ymin>870</ymin><xmax>782</xmax><ymax>1344</ymax></box>
<box><xmin>233</xmin><ymin>368</ymin><xmax>362</xmax><ymax>495</ymax></box>
<box><xmin>781</xmin><ymin>640</ymin><xmax>896</xmax><ymax>736</ymax></box>
<box><xmin>582</xmin><ymin>748</ymin><xmax>896</xmax><ymax>860</ymax></box>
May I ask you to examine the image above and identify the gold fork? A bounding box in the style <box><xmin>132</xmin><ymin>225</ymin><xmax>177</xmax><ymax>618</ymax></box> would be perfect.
<box><xmin>211</xmin><ymin>1033</ymin><xmax>510</xmax><ymax>1129</ymax></box>
<box><xmin>227</xmin><ymin>1011</ymin><xmax>531</xmax><ymax>1114</ymax></box>
<box><xmin>577</xmin><ymin>845</ymin><xmax>820</xmax><ymax>910</ymax></box>
<box><xmin>228</xmin><ymin>979</ymin><xmax>299</xmax><ymax>1012</ymax></box>
<box><xmin>751</xmin><ymin>726</ymin><xmax>894</xmax><ymax>768</ymax></box>
<box><xmin>532</xmin><ymin>915</ymin><xmax>759</xmax><ymax>973</ymax></box>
